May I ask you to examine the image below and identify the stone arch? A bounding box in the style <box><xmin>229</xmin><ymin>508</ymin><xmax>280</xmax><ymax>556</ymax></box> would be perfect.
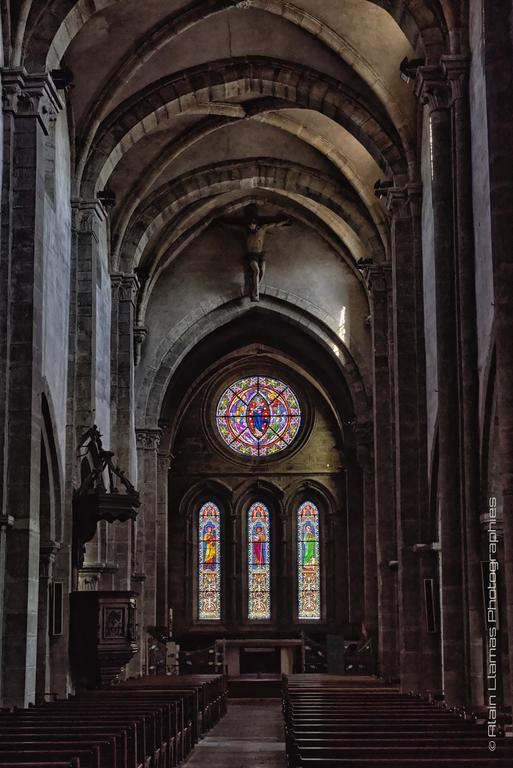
<box><xmin>126</xmin><ymin>190</ymin><xmax>366</xmax><ymax>291</ymax></box>
<box><xmin>24</xmin><ymin>1</ymin><xmax>450</xmax><ymax>101</ymax></box>
<box><xmin>42</xmin><ymin>0</ymin><xmax>419</xmax><ymax>162</ymax></box>
<box><xmin>138</xmin><ymin>299</ymin><xmax>370</xmax><ymax>438</ymax></box>
<box><xmin>178</xmin><ymin>478</ymin><xmax>234</xmax><ymax>519</ymax></box>
<box><xmin>111</xmin><ymin>112</ymin><xmax>389</xmax><ymax>266</ymax></box>
<box><xmin>79</xmin><ymin>57</ymin><xmax>406</xmax><ymax>193</ymax></box>
<box><xmin>122</xmin><ymin>159</ymin><xmax>384</xmax><ymax>275</ymax></box>
<box><xmin>285</xmin><ymin>479</ymin><xmax>337</xmax><ymax>518</ymax></box>
<box><xmin>135</xmin><ymin>191</ymin><xmax>374</xmax><ymax>317</ymax></box>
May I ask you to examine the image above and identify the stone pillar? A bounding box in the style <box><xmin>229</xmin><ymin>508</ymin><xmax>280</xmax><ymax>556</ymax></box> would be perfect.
<box><xmin>362</xmin><ymin>462</ymin><xmax>378</xmax><ymax>636</ymax></box>
<box><xmin>0</xmin><ymin>69</ymin><xmax>62</xmax><ymax>707</ymax></box>
<box><xmin>72</xmin><ymin>199</ymin><xmax>118</xmax><ymax>589</ymax></box>
<box><xmin>445</xmin><ymin>56</ymin><xmax>485</xmax><ymax>707</ymax></box>
<box><xmin>416</xmin><ymin>69</ymin><xmax>466</xmax><ymax>705</ymax></box>
<box><xmin>345</xmin><ymin>457</ymin><xmax>364</xmax><ymax>627</ymax></box>
<box><xmin>135</xmin><ymin>429</ymin><xmax>161</xmax><ymax>671</ymax></box>
<box><xmin>483</xmin><ymin>0</ymin><xmax>513</xmax><ymax>714</ymax></box>
<box><xmin>366</xmin><ymin>264</ymin><xmax>397</xmax><ymax>679</ymax></box>
<box><xmin>72</xmin><ymin>199</ymin><xmax>108</xmax><ymax>434</ymax></box>
<box><xmin>110</xmin><ymin>273</ymin><xmax>139</xmax><ymax>591</ymax></box>
<box><xmin>0</xmin><ymin>514</ymin><xmax>14</xmax><ymax>703</ymax></box>
<box><xmin>36</xmin><ymin>541</ymin><xmax>60</xmax><ymax>702</ymax></box>
<box><xmin>155</xmin><ymin>452</ymin><xmax>170</xmax><ymax>626</ymax></box>
<box><xmin>387</xmin><ymin>184</ymin><xmax>431</xmax><ymax>693</ymax></box>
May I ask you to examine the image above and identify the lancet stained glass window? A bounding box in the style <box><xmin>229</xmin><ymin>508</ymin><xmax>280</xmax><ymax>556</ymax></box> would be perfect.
<box><xmin>198</xmin><ymin>502</ymin><xmax>221</xmax><ymax>620</ymax></box>
<box><xmin>248</xmin><ymin>502</ymin><xmax>271</xmax><ymax>619</ymax></box>
<box><xmin>216</xmin><ymin>376</ymin><xmax>301</xmax><ymax>457</ymax></box>
<box><xmin>297</xmin><ymin>501</ymin><xmax>321</xmax><ymax>620</ymax></box>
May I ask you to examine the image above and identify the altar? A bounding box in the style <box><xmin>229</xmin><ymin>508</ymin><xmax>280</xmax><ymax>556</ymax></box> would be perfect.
<box><xmin>219</xmin><ymin>638</ymin><xmax>303</xmax><ymax>676</ymax></box>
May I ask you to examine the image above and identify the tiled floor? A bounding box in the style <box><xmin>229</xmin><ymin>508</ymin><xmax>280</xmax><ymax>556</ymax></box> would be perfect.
<box><xmin>185</xmin><ymin>699</ymin><xmax>286</xmax><ymax>767</ymax></box>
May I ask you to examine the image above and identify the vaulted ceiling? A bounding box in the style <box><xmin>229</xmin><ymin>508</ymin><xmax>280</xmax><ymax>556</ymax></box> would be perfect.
<box><xmin>3</xmin><ymin>0</ymin><xmax>464</xmax><ymax>424</ymax></box>
<box><xmin>5</xmin><ymin>1</ymin><xmax>461</xmax><ymax>280</ymax></box>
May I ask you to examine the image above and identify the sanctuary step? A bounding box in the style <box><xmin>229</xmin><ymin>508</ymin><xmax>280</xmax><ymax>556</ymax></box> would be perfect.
<box><xmin>282</xmin><ymin>673</ymin><xmax>512</xmax><ymax>767</ymax></box>
<box><xmin>228</xmin><ymin>674</ymin><xmax>282</xmax><ymax>698</ymax></box>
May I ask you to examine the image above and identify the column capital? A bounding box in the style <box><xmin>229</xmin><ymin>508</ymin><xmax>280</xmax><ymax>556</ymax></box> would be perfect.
<box><xmin>1</xmin><ymin>67</ymin><xmax>63</xmax><ymax>132</ymax></box>
<box><xmin>136</xmin><ymin>428</ymin><xmax>162</xmax><ymax>451</ymax></box>
<box><xmin>363</xmin><ymin>263</ymin><xmax>392</xmax><ymax>294</ymax></box>
<box><xmin>385</xmin><ymin>183</ymin><xmax>422</xmax><ymax>219</ymax></box>
<box><xmin>134</xmin><ymin>324</ymin><xmax>148</xmax><ymax>366</ymax></box>
<box><xmin>72</xmin><ymin>198</ymin><xmax>108</xmax><ymax>235</ymax></box>
<box><xmin>111</xmin><ymin>272</ymin><xmax>140</xmax><ymax>303</ymax></box>
<box><xmin>415</xmin><ymin>65</ymin><xmax>452</xmax><ymax>113</ymax></box>
<box><xmin>442</xmin><ymin>55</ymin><xmax>470</xmax><ymax>102</ymax></box>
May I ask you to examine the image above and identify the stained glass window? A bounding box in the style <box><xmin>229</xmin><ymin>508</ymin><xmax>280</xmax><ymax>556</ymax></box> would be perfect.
<box><xmin>297</xmin><ymin>501</ymin><xmax>321</xmax><ymax>620</ymax></box>
<box><xmin>198</xmin><ymin>502</ymin><xmax>221</xmax><ymax>620</ymax></box>
<box><xmin>216</xmin><ymin>376</ymin><xmax>301</xmax><ymax>457</ymax></box>
<box><xmin>248</xmin><ymin>502</ymin><xmax>271</xmax><ymax>619</ymax></box>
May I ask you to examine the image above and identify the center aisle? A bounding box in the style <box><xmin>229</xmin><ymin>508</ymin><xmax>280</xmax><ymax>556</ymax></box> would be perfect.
<box><xmin>185</xmin><ymin>699</ymin><xmax>286</xmax><ymax>767</ymax></box>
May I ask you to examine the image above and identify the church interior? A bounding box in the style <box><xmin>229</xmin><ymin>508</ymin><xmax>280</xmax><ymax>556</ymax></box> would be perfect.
<box><xmin>0</xmin><ymin>0</ymin><xmax>513</xmax><ymax>765</ymax></box>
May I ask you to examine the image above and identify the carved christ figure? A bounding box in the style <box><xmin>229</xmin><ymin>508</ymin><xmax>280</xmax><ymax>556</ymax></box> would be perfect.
<box><xmin>219</xmin><ymin>215</ymin><xmax>291</xmax><ymax>301</ymax></box>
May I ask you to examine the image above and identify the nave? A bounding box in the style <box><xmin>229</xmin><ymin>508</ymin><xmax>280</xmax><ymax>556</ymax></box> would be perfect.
<box><xmin>184</xmin><ymin>699</ymin><xmax>285</xmax><ymax>768</ymax></box>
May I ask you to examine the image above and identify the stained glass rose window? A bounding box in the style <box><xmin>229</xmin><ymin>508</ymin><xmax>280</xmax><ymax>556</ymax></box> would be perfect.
<box><xmin>216</xmin><ymin>376</ymin><xmax>301</xmax><ymax>457</ymax></box>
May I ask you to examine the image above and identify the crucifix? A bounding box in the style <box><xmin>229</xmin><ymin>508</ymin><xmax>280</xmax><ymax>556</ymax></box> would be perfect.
<box><xmin>219</xmin><ymin>211</ymin><xmax>291</xmax><ymax>301</ymax></box>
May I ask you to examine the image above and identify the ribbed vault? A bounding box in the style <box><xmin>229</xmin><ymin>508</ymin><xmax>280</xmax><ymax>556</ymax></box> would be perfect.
<box><xmin>2</xmin><ymin>0</ymin><xmax>465</xmax><ymax>432</ymax></box>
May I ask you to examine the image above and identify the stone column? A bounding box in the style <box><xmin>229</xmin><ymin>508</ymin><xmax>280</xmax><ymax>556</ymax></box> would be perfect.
<box><xmin>345</xmin><ymin>458</ymin><xmax>364</xmax><ymax>627</ymax></box>
<box><xmin>72</xmin><ymin>199</ymin><xmax>108</xmax><ymax>434</ymax></box>
<box><xmin>386</xmin><ymin>184</ymin><xmax>431</xmax><ymax>693</ymax></box>
<box><xmin>416</xmin><ymin>69</ymin><xmax>466</xmax><ymax>705</ymax></box>
<box><xmin>366</xmin><ymin>264</ymin><xmax>397</xmax><ymax>679</ymax></box>
<box><xmin>362</xmin><ymin>462</ymin><xmax>378</xmax><ymax>636</ymax></box>
<box><xmin>110</xmin><ymin>273</ymin><xmax>139</xmax><ymax>591</ymax></box>
<box><xmin>0</xmin><ymin>514</ymin><xmax>14</xmax><ymax>703</ymax></box>
<box><xmin>483</xmin><ymin>0</ymin><xmax>513</xmax><ymax>714</ymax></box>
<box><xmin>0</xmin><ymin>69</ymin><xmax>62</xmax><ymax>707</ymax></box>
<box><xmin>135</xmin><ymin>429</ymin><xmax>161</xmax><ymax>671</ymax></box>
<box><xmin>36</xmin><ymin>541</ymin><xmax>60</xmax><ymax>702</ymax></box>
<box><xmin>444</xmin><ymin>56</ymin><xmax>485</xmax><ymax>707</ymax></box>
<box><xmin>72</xmin><ymin>199</ymin><xmax>118</xmax><ymax>588</ymax></box>
<box><xmin>155</xmin><ymin>452</ymin><xmax>170</xmax><ymax>626</ymax></box>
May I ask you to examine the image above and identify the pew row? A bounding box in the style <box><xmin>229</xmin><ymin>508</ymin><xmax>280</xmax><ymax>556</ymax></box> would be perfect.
<box><xmin>282</xmin><ymin>674</ymin><xmax>512</xmax><ymax>768</ymax></box>
<box><xmin>0</xmin><ymin>673</ymin><xmax>226</xmax><ymax>768</ymax></box>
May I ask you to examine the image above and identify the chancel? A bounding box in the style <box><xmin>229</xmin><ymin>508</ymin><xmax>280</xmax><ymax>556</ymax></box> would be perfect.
<box><xmin>0</xmin><ymin>1</ymin><xmax>513</xmax><ymax>767</ymax></box>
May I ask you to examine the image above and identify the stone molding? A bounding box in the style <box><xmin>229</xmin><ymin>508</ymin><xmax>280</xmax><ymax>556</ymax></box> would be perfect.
<box><xmin>0</xmin><ymin>514</ymin><xmax>14</xmax><ymax>531</ymax></box>
<box><xmin>136</xmin><ymin>429</ymin><xmax>162</xmax><ymax>451</ymax></box>
<box><xmin>1</xmin><ymin>67</ymin><xmax>63</xmax><ymax>133</ymax></box>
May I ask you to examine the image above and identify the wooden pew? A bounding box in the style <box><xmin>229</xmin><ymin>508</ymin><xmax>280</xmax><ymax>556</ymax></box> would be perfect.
<box><xmin>282</xmin><ymin>674</ymin><xmax>513</xmax><ymax>768</ymax></box>
<box><xmin>0</xmin><ymin>673</ymin><xmax>226</xmax><ymax>768</ymax></box>
<box><xmin>0</xmin><ymin>763</ymin><xmax>80</xmax><ymax>768</ymax></box>
<box><xmin>0</xmin><ymin>749</ymin><xmax>99</xmax><ymax>768</ymax></box>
